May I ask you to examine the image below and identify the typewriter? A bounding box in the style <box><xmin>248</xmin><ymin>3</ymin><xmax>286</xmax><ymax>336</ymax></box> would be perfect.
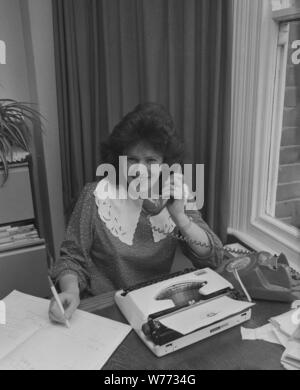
<box><xmin>115</xmin><ymin>268</ymin><xmax>255</xmax><ymax>357</ymax></box>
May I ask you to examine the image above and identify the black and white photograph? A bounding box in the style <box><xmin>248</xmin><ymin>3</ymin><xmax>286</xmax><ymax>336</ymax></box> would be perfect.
<box><xmin>0</xmin><ymin>0</ymin><xmax>300</xmax><ymax>373</ymax></box>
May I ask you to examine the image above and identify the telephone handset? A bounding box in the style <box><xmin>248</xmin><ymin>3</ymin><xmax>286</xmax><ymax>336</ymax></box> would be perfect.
<box><xmin>142</xmin><ymin>197</ymin><xmax>174</xmax><ymax>216</ymax></box>
<box><xmin>142</xmin><ymin>197</ymin><xmax>300</xmax><ymax>303</ymax></box>
<box><xmin>142</xmin><ymin>171</ymin><xmax>175</xmax><ymax>216</ymax></box>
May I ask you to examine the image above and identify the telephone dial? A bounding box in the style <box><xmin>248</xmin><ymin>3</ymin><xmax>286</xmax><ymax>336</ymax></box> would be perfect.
<box><xmin>142</xmin><ymin>197</ymin><xmax>300</xmax><ymax>303</ymax></box>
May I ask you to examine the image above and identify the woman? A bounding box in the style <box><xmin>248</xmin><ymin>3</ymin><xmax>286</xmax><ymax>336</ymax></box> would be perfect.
<box><xmin>49</xmin><ymin>103</ymin><xmax>224</xmax><ymax>324</ymax></box>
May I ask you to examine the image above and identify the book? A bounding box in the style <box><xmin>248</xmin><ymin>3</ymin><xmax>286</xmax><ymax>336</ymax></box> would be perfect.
<box><xmin>0</xmin><ymin>239</ymin><xmax>44</xmax><ymax>253</ymax></box>
<box><xmin>0</xmin><ymin>224</ymin><xmax>40</xmax><ymax>251</ymax></box>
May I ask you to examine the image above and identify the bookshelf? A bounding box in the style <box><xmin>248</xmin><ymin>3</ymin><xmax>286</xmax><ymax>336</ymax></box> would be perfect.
<box><xmin>0</xmin><ymin>160</ymin><xmax>50</xmax><ymax>299</ymax></box>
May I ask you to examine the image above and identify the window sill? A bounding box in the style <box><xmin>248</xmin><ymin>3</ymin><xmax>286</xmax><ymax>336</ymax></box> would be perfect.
<box><xmin>228</xmin><ymin>226</ymin><xmax>300</xmax><ymax>272</ymax></box>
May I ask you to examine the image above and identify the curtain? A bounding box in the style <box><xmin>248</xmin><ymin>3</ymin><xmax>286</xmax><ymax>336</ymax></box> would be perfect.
<box><xmin>52</xmin><ymin>0</ymin><xmax>109</xmax><ymax>219</ymax></box>
<box><xmin>52</xmin><ymin>0</ymin><xmax>232</xmax><ymax>242</ymax></box>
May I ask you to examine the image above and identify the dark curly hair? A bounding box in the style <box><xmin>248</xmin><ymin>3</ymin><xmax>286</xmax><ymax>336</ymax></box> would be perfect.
<box><xmin>100</xmin><ymin>103</ymin><xmax>184</xmax><ymax>170</ymax></box>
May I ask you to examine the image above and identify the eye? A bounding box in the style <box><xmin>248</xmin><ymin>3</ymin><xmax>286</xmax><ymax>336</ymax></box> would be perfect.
<box><xmin>147</xmin><ymin>158</ymin><xmax>159</xmax><ymax>164</ymax></box>
<box><xmin>127</xmin><ymin>157</ymin><xmax>138</xmax><ymax>164</ymax></box>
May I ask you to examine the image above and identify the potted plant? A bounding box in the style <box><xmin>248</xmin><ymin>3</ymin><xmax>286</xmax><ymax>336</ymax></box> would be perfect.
<box><xmin>0</xmin><ymin>99</ymin><xmax>43</xmax><ymax>186</ymax></box>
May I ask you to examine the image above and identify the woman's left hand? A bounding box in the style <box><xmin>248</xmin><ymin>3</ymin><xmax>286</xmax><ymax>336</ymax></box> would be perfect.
<box><xmin>162</xmin><ymin>173</ymin><xmax>187</xmax><ymax>222</ymax></box>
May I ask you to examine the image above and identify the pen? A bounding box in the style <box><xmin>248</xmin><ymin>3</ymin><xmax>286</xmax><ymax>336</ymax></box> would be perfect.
<box><xmin>48</xmin><ymin>276</ymin><xmax>71</xmax><ymax>328</ymax></box>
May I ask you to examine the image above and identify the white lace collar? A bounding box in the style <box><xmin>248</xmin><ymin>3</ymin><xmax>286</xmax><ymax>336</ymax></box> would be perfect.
<box><xmin>93</xmin><ymin>178</ymin><xmax>176</xmax><ymax>246</ymax></box>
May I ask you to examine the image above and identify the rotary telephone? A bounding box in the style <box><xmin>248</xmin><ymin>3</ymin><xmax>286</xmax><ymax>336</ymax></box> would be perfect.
<box><xmin>142</xmin><ymin>197</ymin><xmax>300</xmax><ymax>303</ymax></box>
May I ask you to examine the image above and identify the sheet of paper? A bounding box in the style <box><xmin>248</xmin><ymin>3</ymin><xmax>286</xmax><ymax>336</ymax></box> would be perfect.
<box><xmin>239</xmin><ymin>305</ymin><xmax>300</xmax><ymax>371</ymax></box>
<box><xmin>240</xmin><ymin>324</ymin><xmax>282</xmax><ymax>345</ymax></box>
<box><xmin>281</xmin><ymin>361</ymin><xmax>299</xmax><ymax>370</ymax></box>
<box><xmin>281</xmin><ymin>340</ymin><xmax>300</xmax><ymax>370</ymax></box>
<box><xmin>269</xmin><ymin>310</ymin><xmax>299</xmax><ymax>337</ymax></box>
<box><xmin>240</xmin><ymin>327</ymin><xmax>257</xmax><ymax>340</ymax></box>
<box><xmin>0</xmin><ymin>291</ymin><xmax>48</xmax><ymax>360</ymax></box>
<box><xmin>0</xmin><ymin>291</ymin><xmax>131</xmax><ymax>370</ymax></box>
<box><xmin>160</xmin><ymin>296</ymin><xmax>254</xmax><ymax>335</ymax></box>
<box><xmin>272</xmin><ymin>327</ymin><xmax>289</xmax><ymax>348</ymax></box>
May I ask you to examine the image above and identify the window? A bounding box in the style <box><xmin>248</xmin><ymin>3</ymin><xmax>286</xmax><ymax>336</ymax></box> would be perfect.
<box><xmin>229</xmin><ymin>0</ymin><xmax>300</xmax><ymax>268</ymax></box>
<box><xmin>272</xmin><ymin>20</ymin><xmax>300</xmax><ymax>229</ymax></box>
<box><xmin>271</xmin><ymin>0</ymin><xmax>300</xmax><ymax>11</ymax></box>
<box><xmin>266</xmin><ymin>2</ymin><xmax>300</xmax><ymax>230</ymax></box>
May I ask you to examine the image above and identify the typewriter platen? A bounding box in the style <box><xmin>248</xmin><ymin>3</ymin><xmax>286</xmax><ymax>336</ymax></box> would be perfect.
<box><xmin>115</xmin><ymin>268</ymin><xmax>255</xmax><ymax>357</ymax></box>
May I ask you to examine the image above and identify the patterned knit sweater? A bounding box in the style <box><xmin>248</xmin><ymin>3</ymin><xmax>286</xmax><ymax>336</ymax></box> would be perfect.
<box><xmin>51</xmin><ymin>182</ymin><xmax>224</xmax><ymax>297</ymax></box>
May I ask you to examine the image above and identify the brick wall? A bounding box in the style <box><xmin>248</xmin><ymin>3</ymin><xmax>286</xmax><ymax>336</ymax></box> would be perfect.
<box><xmin>275</xmin><ymin>21</ymin><xmax>300</xmax><ymax>228</ymax></box>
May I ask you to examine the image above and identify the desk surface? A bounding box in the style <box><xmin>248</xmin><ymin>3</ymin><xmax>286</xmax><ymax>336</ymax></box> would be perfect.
<box><xmin>79</xmin><ymin>292</ymin><xmax>289</xmax><ymax>370</ymax></box>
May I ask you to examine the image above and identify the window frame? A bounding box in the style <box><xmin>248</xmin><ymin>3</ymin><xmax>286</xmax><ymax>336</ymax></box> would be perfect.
<box><xmin>272</xmin><ymin>6</ymin><xmax>300</xmax><ymax>22</ymax></box>
<box><xmin>229</xmin><ymin>0</ymin><xmax>300</xmax><ymax>269</ymax></box>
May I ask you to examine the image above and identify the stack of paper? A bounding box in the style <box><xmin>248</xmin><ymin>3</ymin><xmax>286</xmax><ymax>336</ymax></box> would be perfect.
<box><xmin>241</xmin><ymin>307</ymin><xmax>300</xmax><ymax>370</ymax></box>
<box><xmin>0</xmin><ymin>291</ymin><xmax>131</xmax><ymax>370</ymax></box>
<box><xmin>270</xmin><ymin>310</ymin><xmax>300</xmax><ymax>370</ymax></box>
<box><xmin>281</xmin><ymin>341</ymin><xmax>300</xmax><ymax>370</ymax></box>
<box><xmin>0</xmin><ymin>224</ymin><xmax>41</xmax><ymax>252</ymax></box>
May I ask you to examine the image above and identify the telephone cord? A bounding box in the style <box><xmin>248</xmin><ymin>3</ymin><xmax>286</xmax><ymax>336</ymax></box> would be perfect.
<box><xmin>148</xmin><ymin>217</ymin><xmax>255</xmax><ymax>257</ymax></box>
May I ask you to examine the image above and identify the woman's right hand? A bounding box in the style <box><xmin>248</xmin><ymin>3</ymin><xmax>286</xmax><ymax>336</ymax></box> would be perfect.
<box><xmin>48</xmin><ymin>291</ymin><xmax>80</xmax><ymax>325</ymax></box>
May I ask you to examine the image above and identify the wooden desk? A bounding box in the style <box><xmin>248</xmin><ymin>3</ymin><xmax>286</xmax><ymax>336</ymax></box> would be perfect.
<box><xmin>79</xmin><ymin>292</ymin><xmax>289</xmax><ymax>370</ymax></box>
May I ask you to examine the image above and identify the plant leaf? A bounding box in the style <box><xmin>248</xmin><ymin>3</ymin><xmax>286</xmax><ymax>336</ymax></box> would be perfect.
<box><xmin>0</xmin><ymin>100</ymin><xmax>45</xmax><ymax>179</ymax></box>
<box><xmin>0</xmin><ymin>148</ymin><xmax>9</xmax><ymax>186</ymax></box>
<box><xmin>0</xmin><ymin>136</ymin><xmax>12</xmax><ymax>157</ymax></box>
<box><xmin>6</xmin><ymin>122</ymin><xmax>29</xmax><ymax>150</ymax></box>
<box><xmin>1</xmin><ymin>122</ymin><xmax>26</xmax><ymax>148</ymax></box>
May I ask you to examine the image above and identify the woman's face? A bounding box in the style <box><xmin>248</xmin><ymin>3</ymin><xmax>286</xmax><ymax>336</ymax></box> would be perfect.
<box><xmin>121</xmin><ymin>142</ymin><xmax>163</xmax><ymax>188</ymax></box>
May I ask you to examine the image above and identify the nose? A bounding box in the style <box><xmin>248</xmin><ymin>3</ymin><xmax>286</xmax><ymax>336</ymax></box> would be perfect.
<box><xmin>136</xmin><ymin>161</ymin><xmax>152</xmax><ymax>177</ymax></box>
